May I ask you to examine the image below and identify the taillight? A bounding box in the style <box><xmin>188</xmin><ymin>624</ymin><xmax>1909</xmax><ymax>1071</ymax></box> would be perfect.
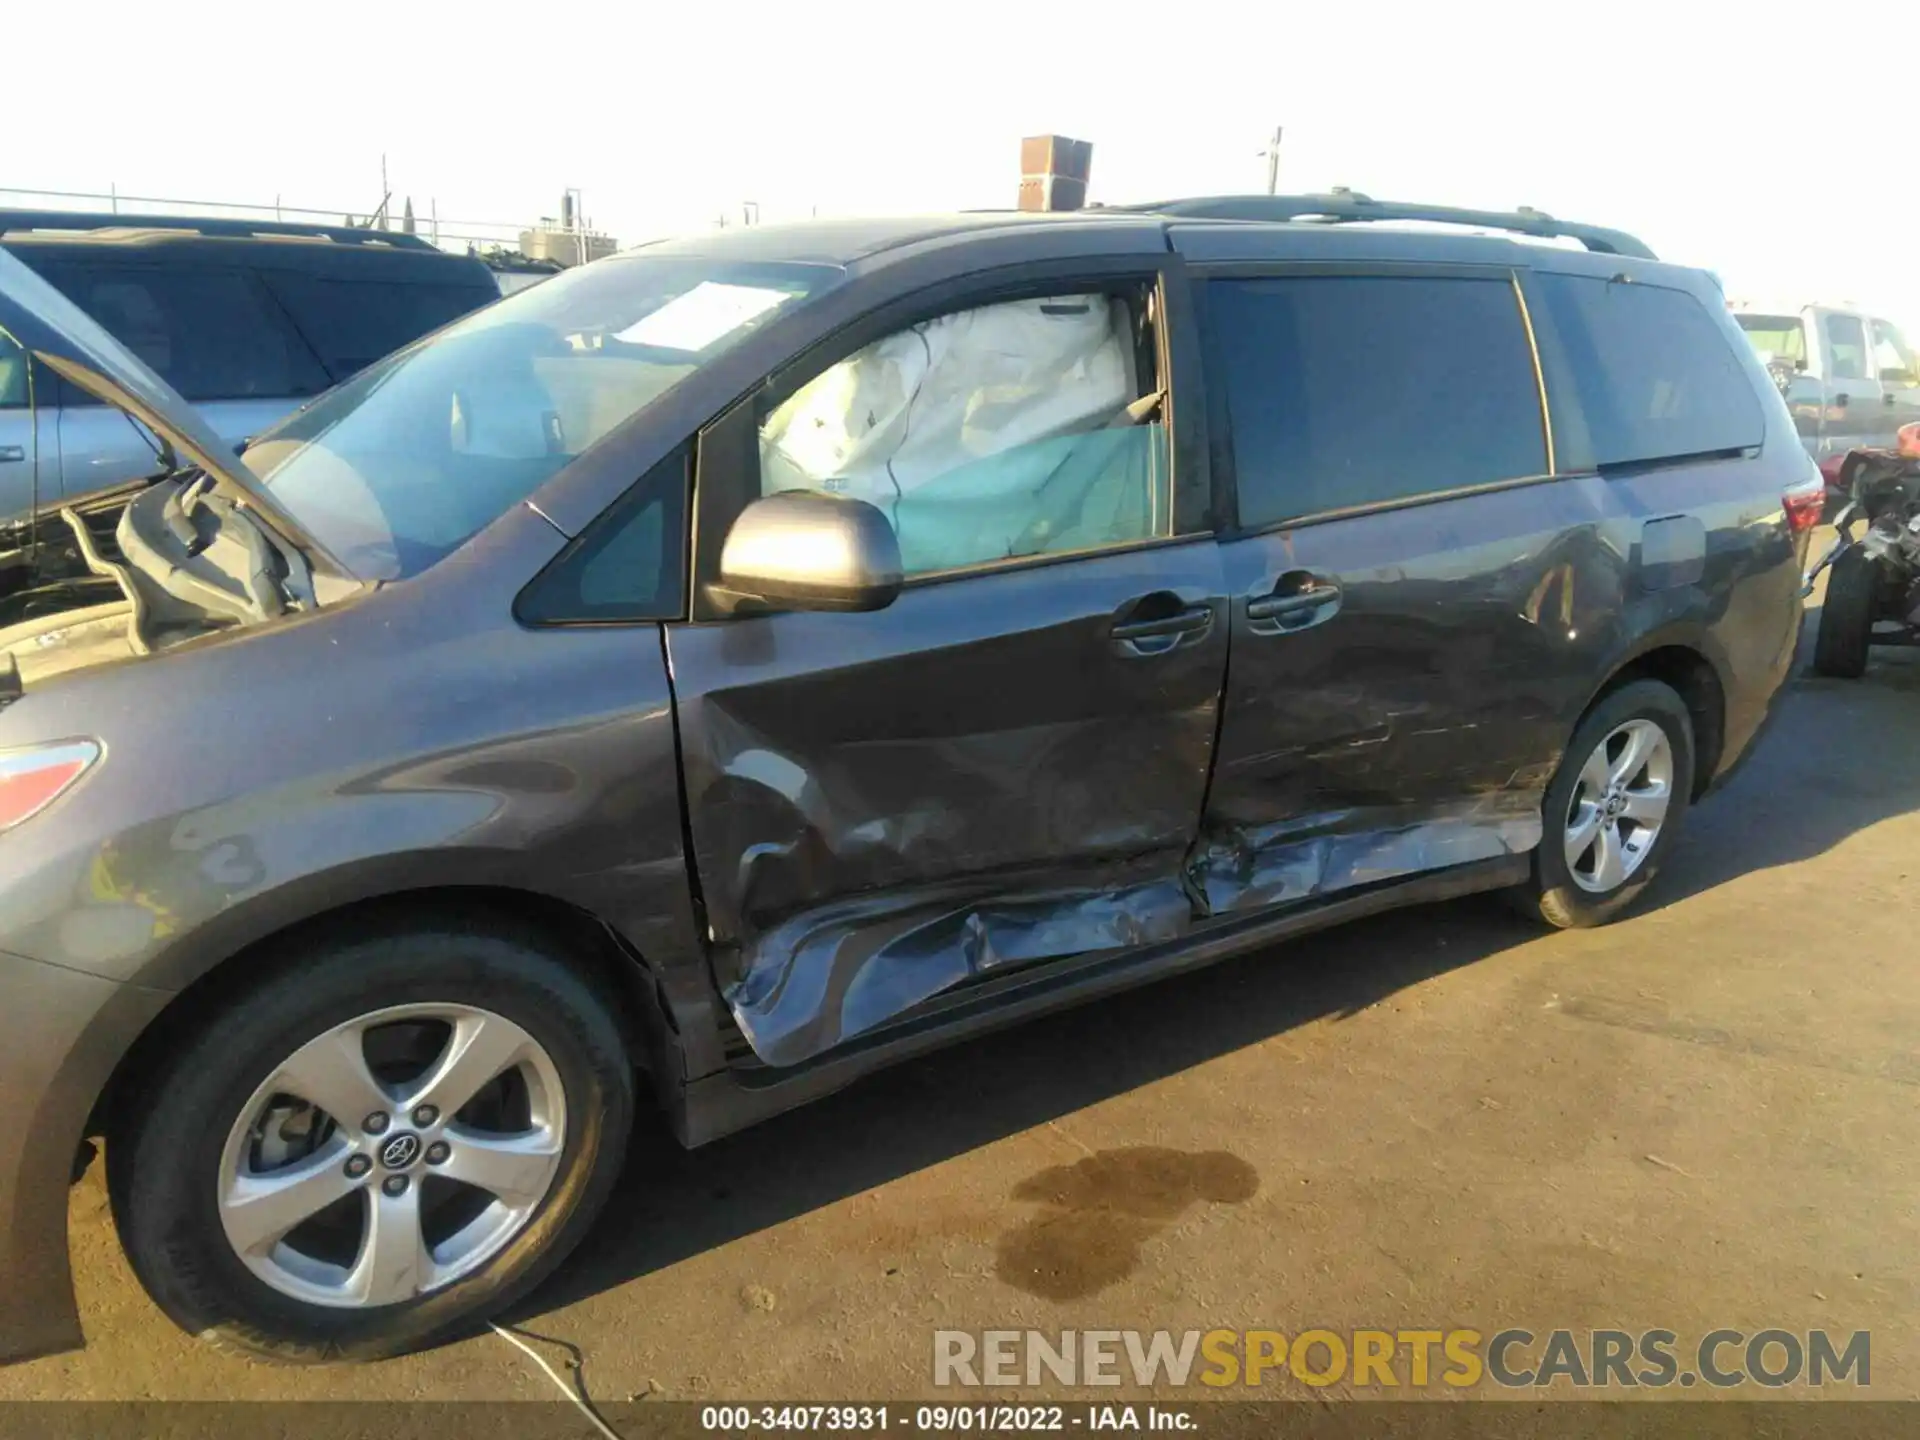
<box><xmin>0</xmin><ymin>741</ymin><xmax>101</xmax><ymax>832</ymax></box>
<box><xmin>1783</xmin><ymin>478</ymin><xmax>1825</xmax><ymax>536</ymax></box>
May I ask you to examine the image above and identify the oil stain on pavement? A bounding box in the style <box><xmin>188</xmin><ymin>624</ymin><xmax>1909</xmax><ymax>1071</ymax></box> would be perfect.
<box><xmin>994</xmin><ymin>1146</ymin><xmax>1259</xmax><ymax>1301</ymax></box>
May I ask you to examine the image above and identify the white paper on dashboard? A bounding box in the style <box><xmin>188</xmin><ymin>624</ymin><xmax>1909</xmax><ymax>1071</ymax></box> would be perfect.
<box><xmin>615</xmin><ymin>282</ymin><xmax>791</xmax><ymax>352</ymax></box>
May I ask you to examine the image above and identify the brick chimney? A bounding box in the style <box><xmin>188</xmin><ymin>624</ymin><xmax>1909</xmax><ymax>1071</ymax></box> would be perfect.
<box><xmin>1018</xmin><ymin>135</ymin><xmax>1094</xmax><ymax>212</ymax></box>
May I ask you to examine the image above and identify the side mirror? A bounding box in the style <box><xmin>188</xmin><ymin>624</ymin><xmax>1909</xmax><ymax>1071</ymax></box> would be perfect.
<box><xmin>716</xmin><ymin>490</ymin><xmax>903</xmax><ymax>614</ymax></box>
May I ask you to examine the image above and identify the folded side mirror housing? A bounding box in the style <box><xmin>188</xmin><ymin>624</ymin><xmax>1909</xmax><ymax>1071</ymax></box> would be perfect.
<box><xmin>716</xmin><ymin>490</ymin><xmax>903</xmax><ymax>614</ymax></box>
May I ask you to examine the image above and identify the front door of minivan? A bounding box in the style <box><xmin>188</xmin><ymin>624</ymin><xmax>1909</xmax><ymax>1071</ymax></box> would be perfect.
<box><xmin>665</xmin><ymin>271</ymin><xmax>1228</xmax><ymax>1068</ymax></box>
<box><xmin>1181</xmin><ymin>255</ymin><xmax>1571</xmax><ymax>917</ymax></box>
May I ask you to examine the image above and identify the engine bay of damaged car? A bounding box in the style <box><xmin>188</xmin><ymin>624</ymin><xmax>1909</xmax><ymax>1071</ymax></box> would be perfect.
<box><xmin>0</xmin><ymin>437</ymin><xmax>324</xmax><ymax>697</ymax></box>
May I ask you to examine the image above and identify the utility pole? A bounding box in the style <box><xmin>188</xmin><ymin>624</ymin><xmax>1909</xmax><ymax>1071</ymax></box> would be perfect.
<box><xmin>1261</xmin><ymin>126</ymin><xmax>1284</xmax><ymax>194</ymax></box>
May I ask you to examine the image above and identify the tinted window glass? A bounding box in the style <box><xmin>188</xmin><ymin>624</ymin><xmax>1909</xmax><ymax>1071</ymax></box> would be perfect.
<box><xmin>1533</xmin><ymin>274</ymin><xmax>1765</xmax><ymax>469</ymax></box>
<box><xmin>41</xmin><ymin>264</ymin><xmax>325</xmax><ymax>402</ymax></box>
<box><xmin>1825</xmin><ymin>314</ymin><xmax>1869</xmax><ymax>381</ymax></box>
<box><xmin>518</xmin><ymin>448</ymin><xmax>687</xmax><ymax>622</ymax></box>
<box><xmin>0</xmin><ymin>331</ymin><xmax>26</xmax><ymax>409</ymax></box>
<box><xmin>1208</xmin><ymin>276</ymin><xmax>1546</xmax><ymax>527</ymax></box>
<box><xmin>757</xmin><ymin>292</ymin><xmax>1168</xmax><ymax>576</ymax></box>
<box><xmin>265</xmin><ymin>275</ymin><xmax>496</xmax><ymax>381</ymax></box>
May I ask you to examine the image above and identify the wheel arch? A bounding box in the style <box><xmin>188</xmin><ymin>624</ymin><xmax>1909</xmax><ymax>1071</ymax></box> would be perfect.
<box><xmin>1580</xmin><ymin>638</ymin><xmax>1728</xmax><ymax>799</ymax></box>
<box><xmin>89</xmin><ymin>878</ymin><xmax>690</xmax><ymax>1157</ymax></box>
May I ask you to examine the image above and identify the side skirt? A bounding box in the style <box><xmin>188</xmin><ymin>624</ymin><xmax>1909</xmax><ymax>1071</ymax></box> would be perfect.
<box><xmin>675</xmin><ymin>853</ymin><xmax>1529</xmax><ymax>1147</ymax></box>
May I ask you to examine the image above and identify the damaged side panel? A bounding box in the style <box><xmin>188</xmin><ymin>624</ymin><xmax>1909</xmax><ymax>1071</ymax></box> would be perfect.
<box><xmin>1191</xmin><ymin>795</ymin><xmax>1543</xmax><ymax>916</ymax></box>
<box><xmin>665</xmin><ymin>540</ymin><xmax>1229</xmax><ymax>1067</ymax></box>
<box><xmin>1196</xmin><ymin>477</ymin><xmax>1641</xmax><ymax>915</ymax></box>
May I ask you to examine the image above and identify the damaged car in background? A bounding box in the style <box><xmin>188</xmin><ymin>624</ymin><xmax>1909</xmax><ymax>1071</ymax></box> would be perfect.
<box><xmin>1806</xmin><ymin>420</ymin><xmax>1920</xmax><ymax>677</ymax></box>
<box><xmin>0</xmin><ymin>196</ymin><xmax>1815</xmax><ymax>1365</ymax></box>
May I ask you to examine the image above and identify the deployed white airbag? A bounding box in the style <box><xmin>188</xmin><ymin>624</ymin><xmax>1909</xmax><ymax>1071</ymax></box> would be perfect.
<box><xmin>759</xmin><ymin>295</ymin><xmax>1139</xmax><ymax>572</ymax></box>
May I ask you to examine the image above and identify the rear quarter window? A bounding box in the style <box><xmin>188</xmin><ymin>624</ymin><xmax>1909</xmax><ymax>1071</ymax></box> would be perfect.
<box><xmin>263</xmin><ymin>274</ymin><xmax>497</xmax><ymax>382</ymax></box>
<box><xmin>1534</xmin><ymin>273</ymin><xmax>1765</xmax><ymax>469</ymax></box>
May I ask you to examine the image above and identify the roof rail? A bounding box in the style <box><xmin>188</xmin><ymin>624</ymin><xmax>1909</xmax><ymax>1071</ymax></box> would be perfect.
<box><xmin>0</xmin><ymin>209</ymin><xmax>441</xmax><ymax>251</ymax></box>
<box><xmin>1112</xmin><ymin>190</ymin><xmax>1656</xmax><ymax>259</ymax></box>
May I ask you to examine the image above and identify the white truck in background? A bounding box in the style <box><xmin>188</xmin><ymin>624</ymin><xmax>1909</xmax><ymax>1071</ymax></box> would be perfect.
<box><xmin>1731</xmin><ymin>301</ymin><xmax>1920</xmax><ymax>493</ymax></box>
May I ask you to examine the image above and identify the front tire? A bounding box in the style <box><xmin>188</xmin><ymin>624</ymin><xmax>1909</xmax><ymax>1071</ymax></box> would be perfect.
<box><xmin>110</xmin><ymin>918</ymin><xmax>633</xmax><ymax>1363</ymax></box>
<box><xmin>1515</xmin><ymin>680</ymin><xmax>1695</xmax><ymax>929</ymax></box>
<box><xmin>1812</xmin><ymin>546</ymin><xmax>1875</xmax><ymax>679</ymax></box>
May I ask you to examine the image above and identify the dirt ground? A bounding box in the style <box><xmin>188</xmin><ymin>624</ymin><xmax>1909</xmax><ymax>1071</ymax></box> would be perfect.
<box><xmin>5</xmin><ymin>584</ymin><xmax>1918</xmax><ymax>1406</ymax></box>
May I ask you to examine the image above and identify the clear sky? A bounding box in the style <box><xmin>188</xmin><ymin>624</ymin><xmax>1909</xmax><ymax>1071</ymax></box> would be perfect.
<box><xmin>11</xmin><ymin>0</ymin><xmax>1918</xmax><ymax>321</ymax></box>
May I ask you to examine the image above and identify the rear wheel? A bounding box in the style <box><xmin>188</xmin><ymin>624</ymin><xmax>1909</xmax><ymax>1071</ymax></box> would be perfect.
<box><xmin>110</xmin><ymin>920</ymin><xmax>633</xmax><ymax>1363</ymax></box>
<box><xmin>1515</xmin><ymin>680</ymin><xmax>1695</xmax><ymax>929</ymax></box>
<box><xmin>1812</xmin><ymin>546</ymin><xmax>1875</xmax><ymax>679</ymax></box>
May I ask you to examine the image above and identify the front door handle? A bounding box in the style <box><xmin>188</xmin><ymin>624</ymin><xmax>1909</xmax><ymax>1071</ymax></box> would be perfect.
<box><xmin>1247</xmin><ymin>571</ymin><xmax>1343</xmax><ymax>634</ymax></box>
<box><xmin>0</xmin><ymin>445</ymin><xmax>24</xmax><ymax>463</ymax></box>
<box><xmin>1109</xmin><ymin>591</ymin><xmax>1215</xmax><ymax>657</ymax></box>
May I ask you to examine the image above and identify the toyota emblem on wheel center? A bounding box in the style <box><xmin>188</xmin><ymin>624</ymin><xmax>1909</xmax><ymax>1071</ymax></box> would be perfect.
<box><xmin>379</xmin><ymin>1133</ymin><xmax>422</xmax><ymax>1170</ymax></box>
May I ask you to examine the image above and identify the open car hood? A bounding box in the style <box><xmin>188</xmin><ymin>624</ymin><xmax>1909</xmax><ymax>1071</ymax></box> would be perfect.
<box><xmin>0</xmin><ymin>247</ymin><xmax>350</xmax><ymax>579</ymax></box>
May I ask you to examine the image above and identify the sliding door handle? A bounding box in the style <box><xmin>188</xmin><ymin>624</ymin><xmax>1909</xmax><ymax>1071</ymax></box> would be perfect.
<box><xmin>1247</xmin><ymin>572</ymin><xmax>1342</xmax><ymax>634</ymax></box>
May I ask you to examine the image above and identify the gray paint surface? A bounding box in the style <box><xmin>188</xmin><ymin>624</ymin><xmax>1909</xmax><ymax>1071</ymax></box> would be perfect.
<box><xmin>0</xmin><ymin>209</ymin><xmax>1807</xmax><ymax>1362</ymax></box>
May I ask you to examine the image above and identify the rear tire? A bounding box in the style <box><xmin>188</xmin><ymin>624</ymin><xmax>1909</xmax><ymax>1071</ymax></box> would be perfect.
<box><xmin>109</xmin><ymin>919</ymin><xmax>633</xmax><ymax>1363</ymax></box>
<box><xmin>1514</xmin><ymin>680</ymin><xmax>1695</xmax><ymax>930</ymax></box>
<box><xmin>1812</xmin><ymin>547</ymin><xmax>1875</xmax><ymax>679</ymax></box>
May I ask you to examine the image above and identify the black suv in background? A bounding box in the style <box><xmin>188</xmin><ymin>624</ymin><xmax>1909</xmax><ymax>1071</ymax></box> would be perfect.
<box><xmin>0</xmin><ymin>212</ymin><xmax>498</xmax><ymax>522</ymax></box>
<box><xmin>0</xmin><ymin>194</ymin><xmax>1818</xmax><ymax>1366</ymax></box>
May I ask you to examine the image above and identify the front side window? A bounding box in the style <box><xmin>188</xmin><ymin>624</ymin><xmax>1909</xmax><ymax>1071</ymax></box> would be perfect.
<box><xmin>1825</xmin><ymin>314</ymin><xmax>1870</xmax><ymax>381</ymax></box>
<box><xmin>1871</xmin><ymin>319</ymin><xmax>1917</xmax><ymax>382</ymax></box>
<box><xmin>1533</xmin><ymin>273</ymin><xmax>1766</xmax><ymax>469</ymax></box>
<box><xmin>244</xmin><ymin>255</ymin><xmax>839</xmax><ymax>580</ymax></box>
<box><xmin>756</xmin><ymin>289</ymin><xmax>1169</xmax><ymax>577</ymax></box>
<box><xmin>1207</xmin><ymin>275</ymin><xmax>1547</xmax><ymax>528</ymax></box>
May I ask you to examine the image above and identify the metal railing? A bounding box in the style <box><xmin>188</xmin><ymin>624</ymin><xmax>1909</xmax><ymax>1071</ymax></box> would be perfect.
<box><xmin>0</xmin><ymin>185</ymin><xmax>528</xmax><ymax>252</ymax></box>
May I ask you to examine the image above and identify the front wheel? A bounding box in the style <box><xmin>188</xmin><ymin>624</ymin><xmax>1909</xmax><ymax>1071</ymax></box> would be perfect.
<box><xmin>110</xmin><ymin>919</ymin><xmax>634</xmax><ymax>1363</ymax></box>
<box><xmin>1515</xmin><ymin>679</ymin><xmax>1696</xmax><ymax>929</ymax></box>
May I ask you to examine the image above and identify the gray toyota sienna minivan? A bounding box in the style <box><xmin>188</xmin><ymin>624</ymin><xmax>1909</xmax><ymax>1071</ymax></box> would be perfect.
<box><xmin>0</xmin><ymin>194</ymin><xmax>1819</xmax><ymax>1364</ymax></box>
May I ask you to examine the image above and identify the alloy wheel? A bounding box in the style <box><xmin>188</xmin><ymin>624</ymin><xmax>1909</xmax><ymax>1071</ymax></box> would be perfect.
<box><xmin>1562</xmin><ymin>717</ymin><xmax>1674</xmax><ymax>895</ymax></box>
<box><xmin>216</xmin><ymin>1003</ymin><xmax>565</xmax><ymax>1309</ymax></box>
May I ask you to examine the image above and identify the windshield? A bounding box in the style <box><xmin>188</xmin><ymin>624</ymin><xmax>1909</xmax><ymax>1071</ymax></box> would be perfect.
<box><xmin>1734</xmin><ymin>313</ymin><xmax>1807</xmax><ymax>366</ymax></box>
<box><xmin>242</xmin><ymin>254</ymin><xmax>840</xmax><ymax>579</ymax></box>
